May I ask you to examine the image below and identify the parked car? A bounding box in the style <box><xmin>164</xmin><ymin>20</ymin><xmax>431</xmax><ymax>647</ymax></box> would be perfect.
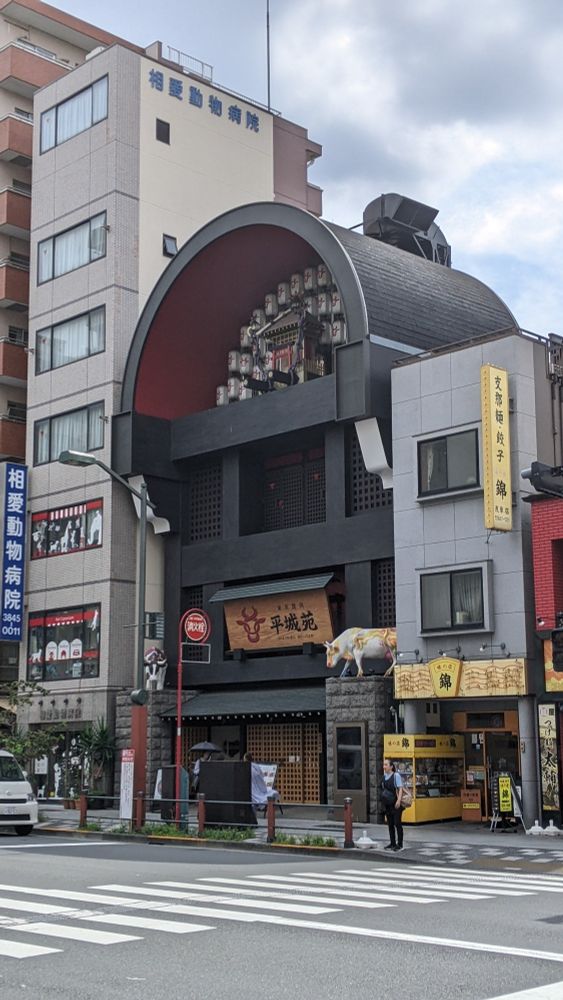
<box><xmin>0</xmin><ymin>749</ymin><xmax>38</xmax><ymax>835</ymax></box>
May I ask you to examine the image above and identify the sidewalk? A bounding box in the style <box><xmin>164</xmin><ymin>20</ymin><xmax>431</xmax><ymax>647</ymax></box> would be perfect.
<box><xmin>34</xmin><ymin>803</ymin><xmax>563</xmax><ymax>867</ymax></box>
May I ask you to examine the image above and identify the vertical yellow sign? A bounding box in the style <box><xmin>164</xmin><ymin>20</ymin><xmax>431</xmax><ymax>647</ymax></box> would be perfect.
<box><xmin>481</xmin><ymin>364</ymin><xmax>512</xmax><ymax>531</ymax></box>
<box><xmin>498</xmin><ymin>775</ymin><xmax>512</xmax><ymax>813</ymax></box>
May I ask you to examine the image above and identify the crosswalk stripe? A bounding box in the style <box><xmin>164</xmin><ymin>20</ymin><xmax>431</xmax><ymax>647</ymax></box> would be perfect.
<box><xmin>149</xmin><ymin>880</ymin><xmax>391</xmax><ymax>910</ymax></box>
<box><xmin>385</xmin><ymin>865</ymin><xmax>563</xmax><ymax>888</ymax></box>
<box><xmin>0</xmin><ymin>885</ymin><xmax>154</xmax><ymax>907</ymax></box>
<box><xmin>199</xmin><ymin>876</ymin><xmax>439</xmax><ymax>904</ymax></box>
<box><xmin>12</xmin><ymin>922</ymin><xmax>141</xmax><ymax>946</ymax></box>
<box><xmin>488</xmin><ymin>982</ymin><xmax>563</xmax><ymax>999</ymax></box>
<box><xmin>0</xmin><ymin>938</ymin><xmax>61</xmax><ymax>959</ymax></box>
<box><xmin>78</xmin><ymin>914</ymin><xmax>214</xmax><ymax>935</ymax></box>
<box><xmin>339</xmin><ymin>867</ymin><xmax>563</xmax><ymax>894</ymax></box>
<box><xmin>0</xmin><ymin>897</ymin><xmax>78</xmax><ymax>915</ymax></box>
<box><xmin>91</xmin><ymin>884</ymin><xmax>337</xmax><ymax>916</ymax></box>
<box><xmin>300</xmin><ymin>872</ymin><xmax>529</xmax><ymax>898</ymax></box>
<box><xmin>285</xmin><ymin>873</ymin><xmax>495</xmax><ymax>900</ymax></box>
<box><xmin>240</xmin><ymin>872</ymin><xmax>484</xmax><ymax>901</ymax></box>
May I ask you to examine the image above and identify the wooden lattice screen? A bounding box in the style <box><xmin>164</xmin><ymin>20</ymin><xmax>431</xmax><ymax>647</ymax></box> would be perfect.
<box><xmin>246</xmin><ymin>722</ymin><xmax>322</xmax><ymax>803</ymax></box>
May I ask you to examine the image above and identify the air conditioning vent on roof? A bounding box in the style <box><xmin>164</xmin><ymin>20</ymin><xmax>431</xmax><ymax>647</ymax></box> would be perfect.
<box><xmin>363</xmin><ymin>193</ymin><xmax>451</xmax><ymax>267</ymax></box>
<box><xmin>86</xmin><ymin>46</ymin><xmax>106</xmax><ymax>61</ymax></box>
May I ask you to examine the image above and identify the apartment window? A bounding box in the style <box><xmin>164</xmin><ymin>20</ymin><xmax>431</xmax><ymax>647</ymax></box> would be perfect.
<box><xmin>34</xmin><ymin>401</ymin><xmax>104</xmax><ymax>465</ymax></box>
<box><xmin>38</xmin><ymin>213</ymin><xmax>107</xmax><ymax>283</ymax></box>
<box><xmin>12</xmin><ymin>178</ymin><xmax>31</xmax><ymax>194</ymax></box>
<box><xmin>27</xmin><ymin>604</ymin><xmax>101</xmax><ymax>681</ymax></box>
<box><xmin>36</xmin><ymin>306</ymin><xmax>105</xmax><ymax>373</ymax></box>
<box><xmin>418</xmin><ymin>429</ymin><xmax>479</xmax><ymax>496</ymax></box>
<box><xmin>420</xmin><ymin>568</ymin><xmax>484</xmax><ymax>631</ymax></box>
<box><xmin>40</xmin><ymin>77</ymin><xmax>108</xmax><ymax>152</ymax></box>
<box><xmin>156</xmin><ymin>118</ymin><xmax>170</xmax><ymax>143</ymax></box>
<box><xmin>7</xmin><ymin>326</ymin><xmax>28</xmax><ymax>346</ymax></box>
<box><xmin>163</xmin><ymin>234</ymin><xmax>177</xmax><ymax>257</ymax></box>
<box><xmin>31</xmin><ymin>499</ymin><xmax>103</xmax><ymax>559</ymax></box>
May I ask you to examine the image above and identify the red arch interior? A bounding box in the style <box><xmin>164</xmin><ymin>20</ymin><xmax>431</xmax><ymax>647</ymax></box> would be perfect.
<box><xmin>134</xmin><ymin>225</ymin><xmax>322</xmax><ymax>420</ymax></box>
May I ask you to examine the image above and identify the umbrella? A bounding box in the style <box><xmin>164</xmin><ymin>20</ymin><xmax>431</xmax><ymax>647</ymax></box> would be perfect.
<box><xmin>189</xmin><ymin>741</ymin><xmax>222</xmax><ymax>753</ymax></box>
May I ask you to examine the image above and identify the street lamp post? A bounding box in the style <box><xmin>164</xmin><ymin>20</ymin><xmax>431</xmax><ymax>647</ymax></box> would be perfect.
<box><xmin>58</xmin><ymin>449</ymin><xmax>155</xmax><ymax>814</ymax></box>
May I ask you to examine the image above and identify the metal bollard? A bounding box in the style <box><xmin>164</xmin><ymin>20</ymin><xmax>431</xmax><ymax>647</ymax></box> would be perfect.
<box><xmin>134</xmin><ymin>790</ymin><xmax>145</xmax><ymax>831</ymax></box>
<box><xmin>343</xmin><ymin>797</ymin><xmax>355</xmax><ymax>848</ymax></box>
<box><xmin>197</xmin><ymin>793</ymin><xmax>206</xmax><ymax>836</ymax></box>
<box><xmin>79</xmin><ymin>792</ymin><xmax>88</xmax><ymax>828</ymax></box>
<box><xmin>266</xmin><ymin>798</ymin><xmax>276</xmax><ymax>842</ymax></box>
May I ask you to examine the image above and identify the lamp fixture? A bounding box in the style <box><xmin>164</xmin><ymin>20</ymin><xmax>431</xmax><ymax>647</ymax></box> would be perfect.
<box><xmin>479</xmin><ymin>641</ymin><xmax>510</xmax><ymax>658</ymax></box>
<box><xmin>397</xmin><ymin>649</ymin><xmax>421</xmax><ymax>663</ymax></box>
<box><xmin>537</xmin><ymin>617</ymin><xmax>545</xmax><ymax>627</ymax></box>
<box><xmin>437</xmin><ymin>645</ymin><xmax>462</xmax><ymax>657</ymax></box>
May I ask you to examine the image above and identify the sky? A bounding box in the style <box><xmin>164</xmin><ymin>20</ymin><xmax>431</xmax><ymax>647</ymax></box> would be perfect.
<box><xmin>59</xmin><ymin>0</ymin><xmax>563</xmax><ymax>336</ymax></box>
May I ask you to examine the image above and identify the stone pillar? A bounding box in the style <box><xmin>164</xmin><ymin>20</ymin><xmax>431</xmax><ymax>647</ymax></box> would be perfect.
<box><xmin>403</xmin><ymin>701</ymin><xmax>427</xmax><ymax>734</ymax></box>
<box><xmin>518</xmin><ymin>695</ymin><xmax>540</xmax><ymax>828</ymax></box>
<box><xmin>325</xmin><ymin>675</ymin><xmax>393</xmax><ymax>822</ymax></box>
<box><xmin>114</xmin><ymin>689</ymin><xmax>173</xmax><ymax>799</ymax></box>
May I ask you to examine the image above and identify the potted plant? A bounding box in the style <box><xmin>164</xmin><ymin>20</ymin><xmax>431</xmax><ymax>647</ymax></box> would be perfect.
<box><xmin>80</xmin><ymin>718</ymin><xmax>115</xmax><ymax>809</ymax></box>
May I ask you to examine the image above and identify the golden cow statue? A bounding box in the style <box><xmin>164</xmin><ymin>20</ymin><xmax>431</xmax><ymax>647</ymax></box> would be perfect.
<box><xmin>325</xmin><ymin>627</ymin><xmax>397</xmax><ymax>678</ymax></box>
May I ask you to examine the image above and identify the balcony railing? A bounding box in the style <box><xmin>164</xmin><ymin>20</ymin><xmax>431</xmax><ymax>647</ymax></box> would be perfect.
<box><xmin>0</xmin><ymin>42</ymin><xmax>70</xmax><ymax>98</ymax></box>
<box><xmin>0</xmin><ymin>187</ymin><xmax>30</xmax><ymax>238</ymax></box>
<box><xmin>0</xmin><ymin>114</ymin><xmax>32</xmax><ymax>163</ymax></box>
<box><xmin>0</xmin><ymin>258</ymin><xmax>29</xmax><ymax>308</ymax></box>
<box><xmin>0</xmin><ymin>412</ymin><xmax>25</xmax><ymax>459</ymax></box>
<box><xmin>0</xmin><ymin>338</ymin><xmax>27</xmax><ymax>381</ymax></box>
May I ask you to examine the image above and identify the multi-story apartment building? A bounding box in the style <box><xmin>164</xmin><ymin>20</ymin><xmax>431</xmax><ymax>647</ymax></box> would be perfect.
<box><xmin>16</xmin><ymin>9</ymin><xmax>321</xmax><ymax>793</ymax></box>
<box><xmin>0</xmin><ymin>0</ymin><xmax>142</xmax><ymax>687</ymax></box>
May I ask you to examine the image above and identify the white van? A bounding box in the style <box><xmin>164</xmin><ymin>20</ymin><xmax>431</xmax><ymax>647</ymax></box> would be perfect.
<box><xmin>0</xmin><ymin>749</ymin><xmax>38</xmax><ymax>835</ymax></box>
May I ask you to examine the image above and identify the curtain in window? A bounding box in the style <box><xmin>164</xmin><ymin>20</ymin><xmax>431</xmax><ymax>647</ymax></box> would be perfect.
<box><xmin>89</xmin><ymin>215</ymin><xmax>107</xmax><ymax>260</ymax></box>
<box><xmin>38</xmin><ymin>239</ymin><xmax>53</xmax><ymax>283</ymax></box>
<box><xmin>35</xmin><ymin>330</ymin><xmax>51</xmax><ymax>373</ymax></box>
<box><xmin>56</xmin><ymin>88</ymin><xmax>92</xmax><ymax>145</ymax></box>
<box><xmin>92</xmin><ymin>78</ymin><xmax>108</xmax><ymax>123</ymax></box>
<box><xmin>54</xmin><ymin>222</ymin><xmax>89</xmax><ymax>277</ymax></box>
<box><xmin>52</xmin><ymin>315</ymin><xmax>90</xmax><ymax>368</ymax></box>
<box><xmin>421</xmin><ymin>573</ymin><xmax>451</xmax><ymax>630</ymax></box>
<box><xmin>88</xmin><ymin>403</ymin><xmax>104</xmax><ymax>450</ymax></box>
<box><xmin>35</xmin><ymin>419</ymin><xmax>50</xmax><ymax>465</ymax></box>
<box><xmin>40</xmin><ymin>108</ymin><xmax>56</xmax><ymax>151</ymax></box>
<box><xmin>452</xmin><ymin>570</ymin><xmax>482</xmax><ymax>625</ymax></box>
<box><xmin>50</xmin><ymin>408</ymin><xmax>89</xmax><ymax>460</ymax></box>
<box><xmin>89</xmin><ymin>308</ymin><xmax>105</xmax><ymax>354</ymax></box>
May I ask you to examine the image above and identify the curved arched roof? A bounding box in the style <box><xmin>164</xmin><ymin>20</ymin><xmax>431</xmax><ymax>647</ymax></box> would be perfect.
<box><xmin>121</xmin><ymin>202</ymin><xmax>517</xmax><ymax>422</ymax></box>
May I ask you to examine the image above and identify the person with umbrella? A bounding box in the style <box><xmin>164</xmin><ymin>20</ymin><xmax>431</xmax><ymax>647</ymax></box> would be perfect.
<box><xmin>190</xmin><ymin>741</ymin><xmax>222</xmax><ymax>793</ymax></box>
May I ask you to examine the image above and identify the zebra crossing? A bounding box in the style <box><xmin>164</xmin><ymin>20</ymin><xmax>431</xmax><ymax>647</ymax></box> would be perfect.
<box><xmin>0</xmin><ymin>864</ymin><xmax>563</xmax><ymax>961</ymax></box>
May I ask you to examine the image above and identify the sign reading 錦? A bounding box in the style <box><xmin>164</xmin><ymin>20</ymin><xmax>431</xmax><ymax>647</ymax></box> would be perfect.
<box><xmin>224</xmin><ymin>589</ymin><xmax>333</xmax><ymax>651</ymax></box>
<box><xmin>498</xmin><ymin>774</ymin><xmax>512</xmax><ymax>813</ymax></box>
<box><xmin>481</xmin><ymin>364</ymin><xmax>512</xmax><ymax>531</ymax></box>
<box><xmin>394</xmin><ymin>659</ymin><xmax>527</xmax><ymax>700</ymax></box>
<box><xmin>0</xmin><ymin>463</ymin><xmax>27</xmax><ymax>641</ymax></box>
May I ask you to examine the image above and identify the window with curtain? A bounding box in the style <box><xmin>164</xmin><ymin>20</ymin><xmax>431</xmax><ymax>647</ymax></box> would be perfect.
<box><xmin>34</xmin><ymin>402</ymin><xmax>104</xmax><ymax>465</ymax></box>
<box><xmin>35</xmin><ymin>307</ymin><xmax>105</xmax><ymax>373</ymax></box>
<box><xmin>38</xmin><ymin>213</ymin><xmax>107</xmax><ymax>283</ymax></box>
<box><xmin>418</xmin><ymin>430</ymin><xmax>479</xmax><ymax>496</ymax></box>
<box><xmin>40</xmin><ymin>77</ymin><xmax>108</xmax><ymax>153</ymax></box>
<box><xmin>420</xmin><ymin>568</ymin><xmax>484</xmax><ymax>631</ymax></box>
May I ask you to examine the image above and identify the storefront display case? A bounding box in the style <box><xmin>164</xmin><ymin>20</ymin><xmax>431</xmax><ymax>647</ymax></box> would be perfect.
<box><xmin>384</xmin><ymin>734</ymin><xmax>465</xmax><ymax>823</ymax></box>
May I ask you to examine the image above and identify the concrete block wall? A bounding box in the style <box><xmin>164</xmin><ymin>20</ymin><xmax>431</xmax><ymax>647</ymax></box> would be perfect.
<box><xmin>325</xmin><ymin>675</ymin><xmax>393</xmax><ymax>823</ymax></box>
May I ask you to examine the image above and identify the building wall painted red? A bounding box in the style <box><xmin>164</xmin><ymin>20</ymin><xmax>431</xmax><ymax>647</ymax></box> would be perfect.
<box><xmin>531</xmin><ymin>497</ymin><xmax>563</xmax><ymax>629</ymax></box>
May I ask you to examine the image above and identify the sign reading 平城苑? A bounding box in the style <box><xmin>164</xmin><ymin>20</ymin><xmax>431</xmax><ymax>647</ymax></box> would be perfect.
<box><xmin>224</xmin><ymin>589</ymin><xmax>333</xmax><ymax>652</ymax></box>
<box><xmin>481</xmin><ymin>364</ymin><xmax>512</xmax><ymax>531</ymax></box>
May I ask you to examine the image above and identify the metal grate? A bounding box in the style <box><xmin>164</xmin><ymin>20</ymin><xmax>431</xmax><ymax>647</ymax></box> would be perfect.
<box><xmin>348</xmin><ymin>427</ymin><xmax>393</xmax><ymax>514</ymax></box>
<box><xmin>184</xmin><ymin>586</ymin><xmax>204</xmax><ymax>610</ymax></box>
<box><xmin>246</xmin><ymin>722</ymin><xmax>321</xmax><ymax>803</ymax></box>
<box><xmin>188</xmin><ymin>464</ymin><xmax>222</xmax><ymax>542</ymax></box>
<box><xmin>262</xmin><ymin>454</ymin><xmax>325</xmax><ymax>531</ymax></box>
<box><xmin>373</xmin><ymin>558</ymin><xmax>396</xmax><ymax>627</ymax></box>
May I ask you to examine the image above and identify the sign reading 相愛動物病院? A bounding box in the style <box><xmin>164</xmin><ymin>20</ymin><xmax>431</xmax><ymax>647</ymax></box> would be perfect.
<box><xmin>224</xmin><ymin>589</ymin><xmax>333</xmax><ymax>652</ymax></box>
<box><xmin>481</xmin><ymin>364</ymin><xmax>512</xmax><ymax>531</ymax></box>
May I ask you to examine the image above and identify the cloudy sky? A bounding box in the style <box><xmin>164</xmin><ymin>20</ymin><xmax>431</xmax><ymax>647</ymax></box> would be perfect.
<box><xmin>60</xmin><ymin>0</ymin><xmax>563</xmax><ymax>335</ymax></box>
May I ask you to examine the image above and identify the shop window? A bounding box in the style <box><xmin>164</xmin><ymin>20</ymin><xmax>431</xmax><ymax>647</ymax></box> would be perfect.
<box><xmin>347</xmin><ymin>427</ymin><xmax>392</xmax><ymax>515</ymax></box>
<box><xmin>418</xmin><ymin>429</ymin><xmax>479</xmax><ymax>496</ymax></box>
<box><xmin>262</xmin><ymin>450</ymin><xmax>325</xmax><ymax>531</ymax></box>
<box><xmin>188</xmin><ymin>463</ymin><xmax>222</xmax><ymax>542</ymax></box>
<box><xmin>35</xmin><ymin>306</ymin><xmax>105</xmax><ymax>373</ymax></box>
<box><xmin>27</xmin><ymin>604</ymin><xmax>101</xmax><ymax>681</ymax></box>
<box><xmin>31</xmin><ymin>499</ymin><xmax>103</xmax><ymax>559</ymax></box>
<box><xmin>40</xmin><ymin>76</ymin><xmax>108</xmax><ymax>152</ymax></box>
<box><xmin>420</xmin><ymin>568</ymin><xmax>484</xmax><ymax>631</ymax></box>
<box><xmin>38</xmin><ymin>212</ymin><xmax>107</xmax><ymax>284</ymax></box>
<box><xmin>373</xmin><ymin>558</ymin><xmax>396</xmax><ymax>627</ymax></box>
<box><xmin>156</xmin><ymin>118</ymin><xmax>170</xmax><ymax>143</ymax></box>
<box><xmin>34</xmin><ymin>402</ymin><xmax>104</xmax><ymax>465</ymax></box>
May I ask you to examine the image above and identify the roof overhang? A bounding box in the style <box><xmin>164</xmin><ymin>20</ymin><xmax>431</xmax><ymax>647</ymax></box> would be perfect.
<box><xmin>209</xmin><ymin>574</ymin><xmax>333</xmax><ymax>604</ymax></box>
<box><xmin>161</xmin><ymin>685</ymin><xmax>326</xmax><ymax>720</ymax></box>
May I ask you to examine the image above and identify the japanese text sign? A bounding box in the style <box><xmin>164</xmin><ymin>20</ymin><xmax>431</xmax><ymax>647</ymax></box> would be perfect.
<box><xmin>223</xmin><ymin>589</ymin><xmax>333</xmax><ymax>651</ymax></box>
<box><xmin>147</xmin><ymin>67</ymin><xmax>261</xmax><ymax>133</ymax></box>
<box><xmin>481</xmin><ymin>364</ymin><xmax>512</xmax><ymax>531</ymax></box>
<box><xmin>0</xmin><ymin>463</ymin><xmax>27</xmax><ymax>641</ymax></box>
<box><xmin>498</xmin><ymin>774</ymin><xmax>512</xmax><ymax>813</ymax></box>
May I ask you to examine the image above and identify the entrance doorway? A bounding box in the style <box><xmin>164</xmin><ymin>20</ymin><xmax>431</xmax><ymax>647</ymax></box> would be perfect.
<box><xmin>454</xmin><ymin>710</ymin><xmax>519</xmax><ymax>818</ymax></box>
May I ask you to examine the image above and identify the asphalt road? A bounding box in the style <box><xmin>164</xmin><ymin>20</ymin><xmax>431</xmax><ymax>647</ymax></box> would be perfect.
<box><xmin>1</xmin><ymin>833</ymin><xmax>563</xmax><ymax>1000</ymax></box>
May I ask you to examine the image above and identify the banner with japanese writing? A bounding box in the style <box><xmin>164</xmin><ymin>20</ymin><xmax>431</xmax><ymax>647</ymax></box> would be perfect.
<box><xmin>0</xmin><ymin>463</ymin><xmax>27</xmax><ymax>641</ymax></box>
<box><xmin>481</xmin><ymin>364</ymin><xmax>512</xmax><ymax>531</ymax></box>
<box><xmin>224</xmin><ymin>589</ymin><xmax>333</xmax><ymax>651</ymax></box>
<box><xmin>538</xmin><ymin>703</ymin><xmax>560</xmax><ymax>812</ymax></box>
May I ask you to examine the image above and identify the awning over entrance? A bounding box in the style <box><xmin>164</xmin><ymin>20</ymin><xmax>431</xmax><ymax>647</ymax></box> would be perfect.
<box><xmin>161</xmin><ymin>685</ymin><xmax>326</xmax><ymax>720</ymax></box>
<box><xmin>209</xmin><ymin>574</ymin><xmax>333</xmax><ymax>603</ymax></box>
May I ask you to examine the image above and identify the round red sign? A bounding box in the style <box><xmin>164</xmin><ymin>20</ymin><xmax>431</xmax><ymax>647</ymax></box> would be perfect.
<box><xmin>183</xmin><ymin>608</ymin><xmax>211</xmax><ymax>644</ymax></box>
